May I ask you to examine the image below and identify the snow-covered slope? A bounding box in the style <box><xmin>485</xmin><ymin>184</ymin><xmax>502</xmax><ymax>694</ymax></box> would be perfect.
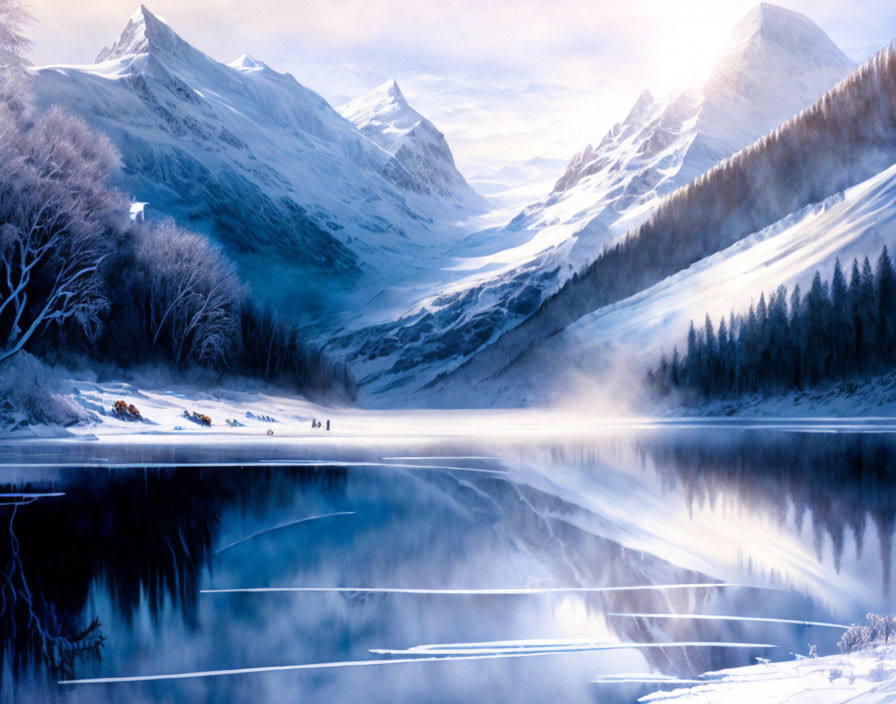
<box><xmin>415</xmin><ymin>32</ymin><xmax>896</xmax><ymax>408</ymax></box>
<box><xmin>429</xmin><ymin>162</ymin><xmax>896</xmax><ymax>408</ymax></box>
<box><xmin>338</xmin><ymin>79</ymin><xmax>484</xmax><ymax>209</ymax></box>
<box><xmin>31</xmin><ymin>6</ymin><xmax>480</xmax><ymax>321</ymax></box>
<box><xmin>639</xmin><ymin>646</ymin><xmax>896</xmax><ymax>703</ymax></box>
<box><xmin>332</xmin><ymin>3</ymin><xmax>854</xmax><ymax>402</ymax></box>
<box><xmin>540</xmin><ymin>2</ymin><xmax>853</xmax><ymax>257</ymax></box>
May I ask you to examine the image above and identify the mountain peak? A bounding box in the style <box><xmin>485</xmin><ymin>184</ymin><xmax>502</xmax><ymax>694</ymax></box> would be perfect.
<box><xmin>705</xmin><ymin>2</ymin><xmax>853</xmax><ymax>128</ymax></box>
<box><xmin>337</xmin><ymin>80</ymin><xmax>483</xmax><ymax>206</ymax></box>
<box><xmin>229</xmin><ymin>54</ymin><xmax>268</xmax><ymax>72</ymax></box>
<box><xmin>95</xmin><ymin>5</ymin><xmax>178</xmax><ymax>63</ymax></box>
<box><xmin>734</xmin><ymin>3</ymin><xmax>808</xmax><ymax>34</ymax></box>
<box><xmin>374</xmin><ymin>78</ymin><xmax>406</xmax><ymax>102</ymax></box>
<box><xmin>338</xmin><ymin>78</ymin><xmax>420</xmax><ymax>136</ymax></box>
<box><xmin>724</xmin><ymin>2</ymin><xmax>849</xmax><ymax>61</ymax></box>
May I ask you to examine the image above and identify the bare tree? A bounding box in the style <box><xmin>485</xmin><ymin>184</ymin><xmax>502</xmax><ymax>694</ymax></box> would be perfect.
<box><xmin>136</xmin><ymin>221</ymin><xmax>243</xmax><ymax>367</ymax></box>
<box><xmin>0</xmin><ymin>107</ymin><xmax>126</xmax><ymax>363</ymax></box>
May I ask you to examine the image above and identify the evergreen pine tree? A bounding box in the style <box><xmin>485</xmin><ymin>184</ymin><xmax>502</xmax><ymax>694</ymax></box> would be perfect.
<box><xmin>876</xmin><ymin>247</ymin><xmax>896</xmax><ymax>364</ymax></box>
<box><xmin>830</xmin><ymin>259</ymin><xmax>852</xmax><ymax>376</ymax></box>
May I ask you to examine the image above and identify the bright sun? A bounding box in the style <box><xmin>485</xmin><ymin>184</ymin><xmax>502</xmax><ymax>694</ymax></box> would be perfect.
<box><xmin>649</xmin><ymin>2</ymin><xmax>751</xmax><ymax>92</ymax></box>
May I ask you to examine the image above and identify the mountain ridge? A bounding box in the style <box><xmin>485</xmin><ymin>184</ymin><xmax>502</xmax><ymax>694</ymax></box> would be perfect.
<box><xmin>31</xmin><ymin>5</ymin><xmax>483</xmax><ymax>322</ymax></box>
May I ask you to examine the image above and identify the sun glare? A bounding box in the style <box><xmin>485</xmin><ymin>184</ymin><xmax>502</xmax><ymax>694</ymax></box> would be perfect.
<box><xmin>649</xmin><ymin>3</ymin><xmax>747</xmax><ymax>92</ymax></box>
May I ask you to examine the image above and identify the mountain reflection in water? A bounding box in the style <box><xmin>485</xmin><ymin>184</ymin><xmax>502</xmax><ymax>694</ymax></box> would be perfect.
<box><xmin>0</xmin><ymin>429</ymin><xmax>892</xmax><ymax>703</ymax></box>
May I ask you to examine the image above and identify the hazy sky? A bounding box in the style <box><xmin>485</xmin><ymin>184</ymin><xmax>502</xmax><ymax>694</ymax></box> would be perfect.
<box><xmin>23</xmin><ymin>0</ymin><xmax>896</xmax><ymax>179</ymax></box>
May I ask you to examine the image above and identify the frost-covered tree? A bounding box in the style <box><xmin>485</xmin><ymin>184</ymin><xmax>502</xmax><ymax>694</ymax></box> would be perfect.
<box><xmin>839</xmin><ymin>613</ymin><xmax>896</xmax><ymax>653</ymax></box>
<box><xmin>0</xmin><ymin>0</ymin><xmax>32</xmax><ymax>112</ymax></box>
<box><xmin>0</xmin><ymin>1</ymin><xmax>129</xmax><ymax>364</ymax></box>
<box><xmin>0</xmin><ymin>0</ymin><xmax>29</xmax><ymax>68</ymax></box>
<box><xmin>0</xmin><ymin>107</ymin><xmax>126</xmax><ymax>363</ymax></box>
<box><xmin>132</xmin><ymin>221</ymin><xmax>242</xmax><ymax>367</ymax></box>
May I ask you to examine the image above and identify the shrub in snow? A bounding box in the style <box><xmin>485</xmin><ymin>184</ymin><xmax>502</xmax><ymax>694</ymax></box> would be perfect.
<box><xmin>839</xmin><ymin>613</ymin><xmax>896</xmax><ymax>654</ymax></box>
<box><xmin>0</xmin><ymin>353</ymin><xmax>86</xmax><ymax>426</ymax></box>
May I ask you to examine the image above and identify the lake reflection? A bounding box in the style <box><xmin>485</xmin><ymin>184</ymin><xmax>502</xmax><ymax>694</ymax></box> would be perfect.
<box><xmin>1</xmin><ymin>428</ymin><xmax>894</xmax><ymax>703</ymax></box>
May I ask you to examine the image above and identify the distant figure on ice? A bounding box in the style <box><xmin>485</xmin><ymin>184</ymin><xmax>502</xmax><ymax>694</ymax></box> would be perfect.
<box><xmin>326</xmin><ymin>420</ymin><xmax>330</xmax><ymax>431</ymax></box>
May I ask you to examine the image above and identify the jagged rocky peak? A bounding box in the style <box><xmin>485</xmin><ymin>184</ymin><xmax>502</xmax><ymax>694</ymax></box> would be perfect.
<box><xmin>379</xmin><ymin>77</ymin><xmax>405</xmax><ymax>100</ymax></box>
<box><xmin>626</xmin><ymin>89</ymin><xmax>654</xmax><ymax>119</ymax></box>
<box><xmin>339</xmin><ymin>79</ymin><xmax>485</xmax><ymax>206</ymax></box>
<box><xmin>338</xmin><ymin>78</ymin><xmax>421</xmax><ymax>153</ymax></box>
<box><xmin>95</xmin><ymin>5</ymin><xmax>178</xmax><ymax>63</ymax></box>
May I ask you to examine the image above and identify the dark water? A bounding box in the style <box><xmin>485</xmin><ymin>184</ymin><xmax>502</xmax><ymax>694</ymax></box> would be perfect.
<box><xmin>0</xmin><ymin>428</ymin><xmax>893</xmax><ymax>702</ymax></box>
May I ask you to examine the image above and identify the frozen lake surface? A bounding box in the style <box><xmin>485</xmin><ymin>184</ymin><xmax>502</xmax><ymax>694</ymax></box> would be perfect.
<box><xmin>0</xmin><ymin>426</ymin><xmax>892</xmax><ymax>702</ymax></box>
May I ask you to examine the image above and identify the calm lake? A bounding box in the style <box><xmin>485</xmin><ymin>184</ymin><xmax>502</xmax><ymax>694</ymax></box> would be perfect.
<box><xmin>0</xmin><ymin>426</ymin><xmax>892</xmax><ymax>703</ymax></box>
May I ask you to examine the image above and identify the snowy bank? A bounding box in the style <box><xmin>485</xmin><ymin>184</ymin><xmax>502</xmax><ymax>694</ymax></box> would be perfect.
<box><xmin>0</xmin><ymin>374</ymin><xmax>659</xmax><ymax>445</ymax></box>
<box><xmin>9</xmin><ymin>369</ymin><xmax>896</xmax><ymax>447</ymax></box>
<box><xmin>664</xmin><ymin>370</ymin><xmax>896</xmax><ymax>418</ymax></box>
<box><xmin>641</xmin><ymin>646</ymin><xmax>896</xmax><ymax>703</ymax></box>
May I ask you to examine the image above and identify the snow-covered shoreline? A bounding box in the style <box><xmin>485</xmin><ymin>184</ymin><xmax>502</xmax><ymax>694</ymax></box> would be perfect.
<box><xmin>7</xmin><ymin>372</ymin><xmax>896</xmax><ymax>449</ymax></box>
<box><xmin>639</xmin><ymin>645</ymin><xmax>896</xmax><ymax>702</ymax></box>
<box><xmin>663</xmin><ymin>371</ymin><xmax>896</xmax><ymax>419</ymax></box>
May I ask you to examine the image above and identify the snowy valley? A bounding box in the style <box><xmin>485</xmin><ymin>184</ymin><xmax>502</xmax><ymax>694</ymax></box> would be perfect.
<box><xmin>329</xmin><ymin>3</ymin><xmax>863</xmax><ymax>403</ymax></box>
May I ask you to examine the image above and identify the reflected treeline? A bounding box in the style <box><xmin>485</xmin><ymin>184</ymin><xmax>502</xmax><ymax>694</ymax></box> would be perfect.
<box><xmin>638</xmin><ymin>431</ymin><xmax>896</xmax><ymax>593</ymax></box>
<box><xmin>0</xmin><ymin>465</ymin><xmax>346</xmax><ymax>680</ymax></box>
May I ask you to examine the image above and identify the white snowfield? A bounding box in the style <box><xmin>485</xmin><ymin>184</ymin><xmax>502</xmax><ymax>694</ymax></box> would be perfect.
<box><xmin>639</xmin><ymin>646</ymin><xmax>896</xmax><ymax>703</ymax></box>
<box><xmin>22</xmin><ymin>376</ymin><xmax>657</xmax><ymax>444</ymax></box>
<box><xmin>0</xmin><ymin>368</ymin><xmax>869</xmax><ymax>445</ymax></box>
<box><xmin>14</xmin><ymin>373</ymin><xmax>896</xmax><ymax>449</ymax></box>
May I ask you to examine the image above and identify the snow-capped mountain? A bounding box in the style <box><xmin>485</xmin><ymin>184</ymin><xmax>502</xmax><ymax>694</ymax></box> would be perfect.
<box><xmin>338</xmin><ymin>79</ymin><xmax>484</xmax><ymax>209</ymax></box>
<box><xmin>425</xmin><ymin>41</ymin><xmax>896</xmax><ymax>407</ymax></box>
<box><xmin>333</xmin><ymin>3</ymin><xmax>855</xmax><ymax>402</ymax></box>
<box><xmin>31</xmin><ymin>6</ymin><xmax>480</xmax><ymax>320</ymax></box>
<box><xmin>543</xmin><ymin>2</ymin><xmax>854</xmax><ymax>254</ymax></box>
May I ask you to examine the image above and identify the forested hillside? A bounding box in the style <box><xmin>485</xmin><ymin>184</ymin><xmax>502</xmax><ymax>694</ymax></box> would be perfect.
<box><xmin>438</xmin><ymin>42</ymin><xmax>896</xmax><ymax>388</ymax></box>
